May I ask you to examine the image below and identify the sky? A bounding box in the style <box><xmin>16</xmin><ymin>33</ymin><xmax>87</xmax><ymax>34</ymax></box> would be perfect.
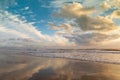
<box><xmin>0</xmin><ymin>0</ymin><xmax>120</xmax><ymax>48</ymax></box>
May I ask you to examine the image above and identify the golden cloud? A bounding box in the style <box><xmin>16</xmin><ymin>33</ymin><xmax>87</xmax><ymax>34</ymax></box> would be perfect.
<box><xmin>51</xmin><ymin>2</ymin><xmax>120</xmax><ymax>46</ymax></box>
<box><xmin>99</xmin><ymin>1</ymin><xmax>111</xmax><ymax>10</ymax></box>
<box><xmin>111</xmin><ymin>10</ymin><xmax>120</xmax><ymax>19</ymax></box>
<box><xmin>49</xmin><ymin>22</ymin><xmax>73</xmax><ymax>33</ymax></box>
<box><xmin>55</xmin><ymin>2</ymin><xmax>95</xmax><ymax>18</ymax></box>
<box><xmin>100</xmin><ymin>0</ymin><xmax>120</xmax><ymax>9</ymax></box>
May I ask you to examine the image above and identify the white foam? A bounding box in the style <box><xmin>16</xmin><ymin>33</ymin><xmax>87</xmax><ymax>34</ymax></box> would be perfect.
<box><xmin>22</xmin><ymin>49</ymin><xmax>120</xmax><ymax>64</ymax></box>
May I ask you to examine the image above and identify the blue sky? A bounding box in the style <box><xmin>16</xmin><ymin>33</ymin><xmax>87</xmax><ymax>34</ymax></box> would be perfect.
<box><xmin>0</xmin><ymin>0</ymin><xmax>120</xmax><ymax>48</ymax></box>
<box><xmin>5</xmin><ymin>0</ymin><xmax>56</xmax><ymax>35</ymax></box>
<box><xmin>1</xmin><ymin>0</ymin><xmax>119</xmax><ymax>35</ymax></box>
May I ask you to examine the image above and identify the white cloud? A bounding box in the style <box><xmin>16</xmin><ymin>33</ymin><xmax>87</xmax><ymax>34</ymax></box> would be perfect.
<box><xmin>82</xmin><ymin>0</ymin><xmax>103</xmax><ymax>7</ymax></box>
<box><xmin>50</xmin><ymin>0</ymin><xmax>102</xmax><ymax>8</ymax></box>
<box><xmin>49</xmin><ymin>22</ymin><xmax>73</xmax><ymax>33</ymax></box>
<box><xmin>0</xmin><ymin>26</ymin><xmax>29</xmax><ymax>39</ymax></box>
<box><xmin>24</xmin><ymin>7</ymin><xmax>29</xmax><ymax>10</ymax></box>
<box><xmin>50</xmin><ymin>0</ymin><xmax>83</xmax><ymax>8</ymax></box>
<box><xmin>0</xmin><ymin>11</ymin><xmax>43</xmax><ymax>40</ymax></box>
<box><xmin>0</xmin><ymin>10</ymin><xmax>72</xmax><ymax>47</ymax></box>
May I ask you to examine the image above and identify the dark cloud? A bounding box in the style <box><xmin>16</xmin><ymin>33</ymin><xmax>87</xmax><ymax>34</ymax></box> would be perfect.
<box><xmin>75</xmin><ymin>15</ymin><xmax>117</xmax><ymax>31</ymax></box>
<box><xmin>64</xmin><ymin>32</ymin><xmax>120</xmax><ymax>45</ymax></box>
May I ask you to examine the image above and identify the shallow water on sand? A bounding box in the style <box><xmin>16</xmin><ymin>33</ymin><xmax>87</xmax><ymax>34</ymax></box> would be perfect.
<box><xmin>0</xmin><ymin>53</ymin><xmax>120</xmax><ymax>80</ymax></box>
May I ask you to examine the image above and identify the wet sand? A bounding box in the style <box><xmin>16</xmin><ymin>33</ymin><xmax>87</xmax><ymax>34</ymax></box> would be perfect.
<box><xmin>0</xmin><ymin>53</ymin><xmax>120</xmax><ymax>80</ymax></box>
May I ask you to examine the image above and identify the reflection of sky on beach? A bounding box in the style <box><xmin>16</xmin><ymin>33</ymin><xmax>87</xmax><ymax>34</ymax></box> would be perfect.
<box><xmin>0</xmin><ymin>53</ymin><xmax>120</xmax><ymax>80</ymax></box>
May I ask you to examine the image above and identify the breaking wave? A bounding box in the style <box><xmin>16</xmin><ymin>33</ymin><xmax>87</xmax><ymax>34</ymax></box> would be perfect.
<box><xmin>26</xmin><ymin>49</ymin><xmax>120</xmax><ymax>64</ymax></box>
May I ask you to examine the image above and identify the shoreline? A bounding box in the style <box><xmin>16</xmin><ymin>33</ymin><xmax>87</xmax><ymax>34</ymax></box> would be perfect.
<box><xmin>1</xmin><ymin>52</ymin><xmax>120</xmax><ymax>65</ymax></box>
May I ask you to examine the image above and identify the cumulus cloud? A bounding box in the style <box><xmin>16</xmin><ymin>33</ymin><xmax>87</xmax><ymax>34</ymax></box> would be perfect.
<box><xmin>100</xmin><ymin>0</ymin><xmax>120</xmax><ymax>10</ymax></box>
<box><xmin>54</xmin><ymin>2</ymin><xmax>117</xmax><ymax>32</ymax></box>
<box><xmin>99</xmin><ymin>1</ymin><xmax>111</xmax><ymax>10</ymax></box>
<box><xmin>49</xmin><ymin>22</ymin><xmax>73</xmax><ymax>33</ymax></box>
<box><xmin>109</xmin><ymin>0</ymin><xmax>120</xmax><ymax>9</ymax></box>
<box><xmin>1</xmin><ymin>0</ymin><xmax>120</xmax><ymax>48</ymax></box>
<box><xmin>75</xmin><ymin>15</ymin><xmax>117</xmax><ymax>31</ymax></box>
<box><xmin>111</xmin><ymin>10</ymin><xmax>120</xmax><ymax>19</ymax></box>
<box><xmin>55</xmin><ymin>2</ymin><xmax>95</xmax><ymax>18</ymax></box>
<box><xmin>50</xmin><ymin>2</ymin><xmax>120</xmax><ymax>47</ymax></box>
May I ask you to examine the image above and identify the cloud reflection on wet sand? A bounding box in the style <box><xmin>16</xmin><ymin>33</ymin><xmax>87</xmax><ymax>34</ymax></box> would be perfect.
<box><xmin>0</xmin><ymin>53</ymin><xmax>120</xmax><ymax>80</ymax></box>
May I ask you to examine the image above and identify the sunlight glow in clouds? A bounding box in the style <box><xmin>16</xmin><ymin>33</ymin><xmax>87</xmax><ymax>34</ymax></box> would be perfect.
<box><xmin>49</xmin><ymin>0</ymin><xmax>120</xmax><ymax>48</ymax></box>
<box><xmin>0</xmin><ymin>0</ymin><xmax>120</xmax><ymax>48</ymax></box>
<box><xmin>0</xmin><ymin>10</ymin><xmax>71</xmax><ymax>46</ymax></box>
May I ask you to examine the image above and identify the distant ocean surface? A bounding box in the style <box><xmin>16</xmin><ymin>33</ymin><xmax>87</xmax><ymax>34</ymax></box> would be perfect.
<box><xmin>27</xmin><ymin>49</ymin><xmax>120</xmax><ymax>64</ymax></box>
<box><xmin>2</xmin><ymin>48</ymin><xmax>119</xmax><ymax>64</ymax></box>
